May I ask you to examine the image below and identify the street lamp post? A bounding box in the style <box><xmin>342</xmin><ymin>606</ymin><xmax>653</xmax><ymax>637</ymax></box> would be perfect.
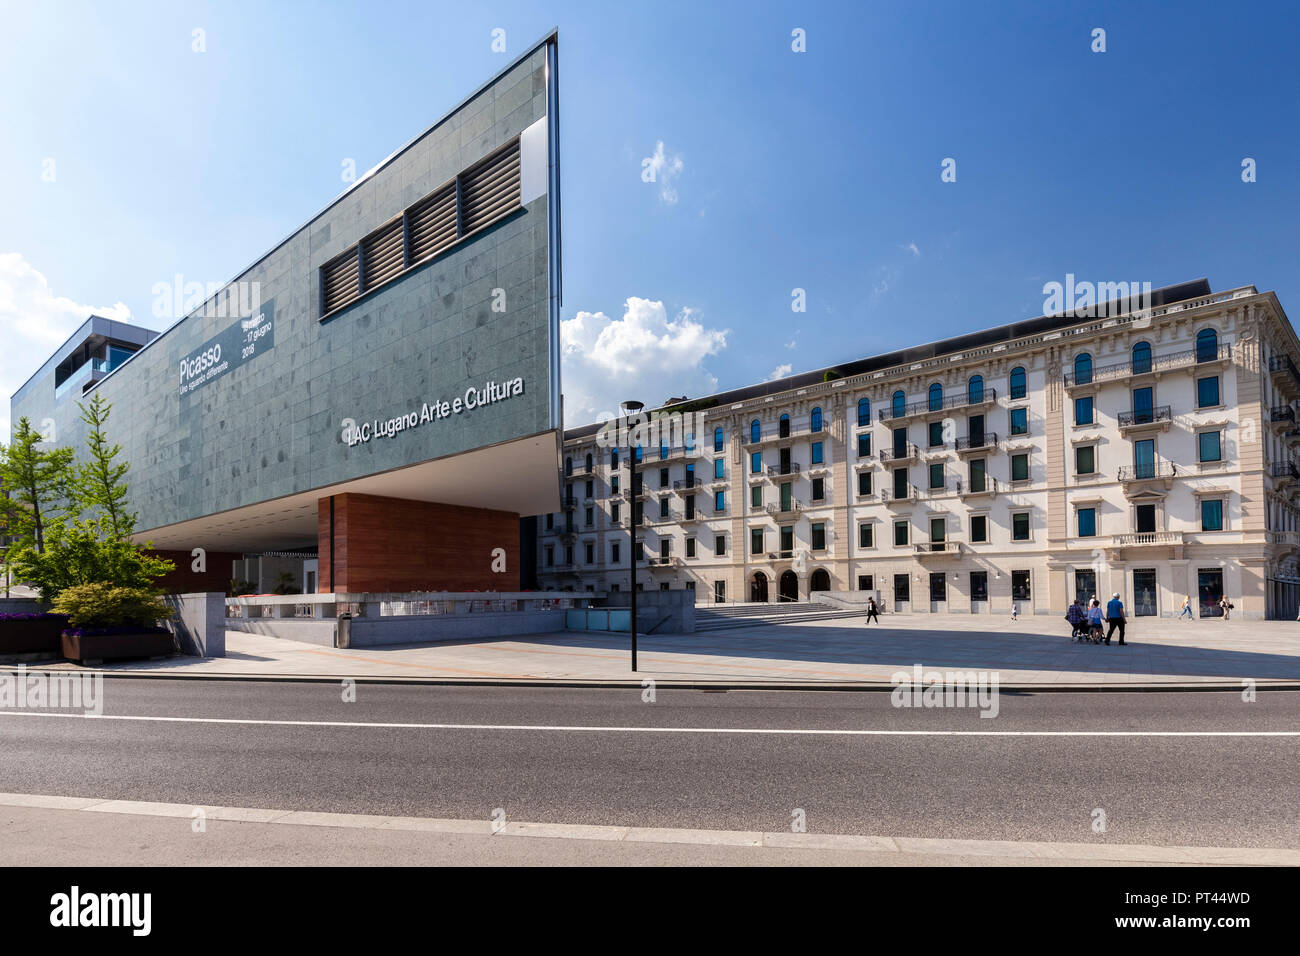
<box><xmin>621</xmin><ymin>400</ymin><xmax>644</xmax><ymax>672</ymax></box>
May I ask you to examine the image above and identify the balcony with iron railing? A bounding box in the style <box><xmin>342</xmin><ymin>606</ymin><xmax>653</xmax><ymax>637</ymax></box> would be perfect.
<box><xmin>1270</xmin><ymin>354</ymin><xmax>1300</xmax><ymax>396</ymax></box>
<box><xmin>1117</xmin><ymin>462</ymin><xmax>1179</xmax><ymax>482</ymax></box>
<box><xmin>879</xmin><ymin>442</ymin><xmax>921</xmax><ymax>464</ymax></box>
<box><xmin>1064</xmin><ymin>343</ymin><xmax>1232</xmax><ymax>388</ymax></box>
<box><xmin>1270</xmin><ymin>461</ymin><xmax>1300</xmax><ymax>483</ymax></box>
<box><xmin>743</xmin><ymin>423</ymin><xmax>818</xmax><ymax>448</ymax></box>
<box><xmin>1271</xmin><ymin>406</ymin><xmax>1297</xmax><ymax>429</ymax></box>
<box><xmin>957</xmin><ymin>476</ymin><xmax>1000</xmax><ymax>497</ymax></box>
<box><xmin>916</xmin><ymin>541</ymin><xmax>964</xmax><ymax>556</ymax></box>
<box><xmin>879</xmin><ymin>484</ymin><xmax>919</xmax><ymax>504</ymax></box>
<box><xmin>766</xmin><ymin>463</ymin><xmax>802</xmax><ymax>477</ymax></box>
<box><xmin>878</xmin><ymin>388</ymin><xmax>997</xmax><ymax>423</ymax></box>
<box><xmin>956</xmin><ymin>432</ymin><xmax>999</xmax><ymax>454</ymax></box>
<box><xmin>1117</xmin><ymin>405</ymin><xmax>1173</xmax><ymax>431</ymax></box>
<box><xmin>766</xmin><ymin>501</ymin><xmax>803</xmax><ymax>518</ymax></box>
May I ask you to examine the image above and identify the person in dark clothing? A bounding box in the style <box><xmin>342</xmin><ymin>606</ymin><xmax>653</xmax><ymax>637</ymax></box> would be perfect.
<box><xmin>865</xmin><ymin>597</ymin><xmax>880</xmax><ymax>625</ymax></box>
<box><xmin>1066</xmin><ymin>599</ymin><xmax>1086</xmax><ymax>640</ymax></box>
<box><xmin>1104</xmin><ymin>592</ymin><xmax>1127</xmax><ymax>645</ymax></box>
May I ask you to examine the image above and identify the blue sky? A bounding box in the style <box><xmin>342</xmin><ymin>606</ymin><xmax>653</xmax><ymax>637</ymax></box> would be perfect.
<box><xmin>2</xmin><ymin>0</ymin><xmax>1296</xmax><ymax>431</ymax></box>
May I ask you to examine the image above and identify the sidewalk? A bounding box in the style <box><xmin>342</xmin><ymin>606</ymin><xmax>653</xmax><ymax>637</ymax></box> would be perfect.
<box><xmin>26</xmin><ymin>614</ymin><xmax>1300</xmax><ymax>687</ymax></box>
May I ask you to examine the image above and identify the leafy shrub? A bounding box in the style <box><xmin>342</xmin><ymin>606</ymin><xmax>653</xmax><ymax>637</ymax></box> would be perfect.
<box><xmin>51</xmin><ymin>584</ymin><xmax>173</xmax><ymax>629</ymax></box>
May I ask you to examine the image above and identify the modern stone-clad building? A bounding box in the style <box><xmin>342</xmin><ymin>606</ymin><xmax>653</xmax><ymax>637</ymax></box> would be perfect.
<box><xmin>11</xmin><ymin>33</ymin><xmax>564</xmax><ymax>594</ymax></box>
<box><xmin>540</xmin><ymin>279</ymin><xmax>1300</xmax><ymax>620</ymax></box>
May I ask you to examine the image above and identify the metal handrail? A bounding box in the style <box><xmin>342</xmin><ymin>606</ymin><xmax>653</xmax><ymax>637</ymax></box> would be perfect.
<box><xmin>1117</xmin><ymin>405</ymin><xmax>1172</xmax><ymax>427</ymax></box>
<box><xmin>878</xmin><ymin>387</ymin><xmax>998</xmax><ymax>422</ymax></box>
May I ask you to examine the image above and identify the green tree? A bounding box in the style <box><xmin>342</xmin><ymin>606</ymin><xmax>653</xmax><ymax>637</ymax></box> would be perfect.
<box><xmin>73</xmin><ymin>393</ymin><xmax>136</xmax><ymax>538</ymax></box>
<box><xmin>0</xmin><ymin>417</ymin><xmax>74</xmax><ymax>554</ymax></box>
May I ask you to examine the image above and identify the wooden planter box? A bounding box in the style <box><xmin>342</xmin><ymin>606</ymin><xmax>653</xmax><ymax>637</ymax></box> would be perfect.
<box><xmin>0</xmin><ymin>616</ymin><xmax>68</xmax><ymax>655</ymax></box>
<box><xmin>60</xmin><ymin>628</ymin><xmax>176</xmax><ymax>664</ymax></box>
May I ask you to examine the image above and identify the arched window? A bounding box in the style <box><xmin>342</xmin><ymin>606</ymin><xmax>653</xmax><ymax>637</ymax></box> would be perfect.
<box><xmin>892</xmin><ymin>390</ymin><xmax>906</xmax><ymax>419</ymax></box>
<box><xmin>928</xmin><ymin>383</ymin><xmax>943</xmax><ymax>411</ymax></box>
<box><xmin>585</xmin><ymin>453</ymin><xmax>593</xmax><ymax>472</ymax></box>
<box><xmin>713</xmin><ymin>426</ymin><xmax>724</xmax><ymax>452</ymax></box>
<box><xmin>750</xmin><ymin>419</ymin><xmax>761</xmax><ymax>444</ymax></box>
<box><xmin>564</xmin><ymin>457</ymin><xmax>572</xmax><ymax>476</ymax></box>
<box><xmin>811</xmin><ymin>407</ymin><xmax>823</xmax><ymax>433</ymax></box>
<box><xmin>1196</xmin><ymin>328</ymin><xmax>1218</xmax><ymax>363</ymax></box>
<box><xmin>857</xmin><ymin>397</ymin><xmax>871</xmax><ymax>426</ymax></box>
<box><xmin>1132</xmin><ymin>342</ymin><xmax>1152</xmax><ymax>375</ymax></box>
<box><xmin>779</xmin><ymin>413</ymin><xmax>791</xmax><ymax>438</ymax></box>
<box><xmin>967</xmin><ymin>375</ymin><xmax>984</xmax><ymax>405</ymax></box>
<box><xmin>610</xmin><ymin>448</ymin><xmax>619</xmax><ymax>468</ymax></box>
<box><xmin>1009</xmin><ymin>366</ymin><xmax>1026</xmax><ymax>400</ymax></box>
<box><xmin>1074</xmin><ymin>353</ymin><xmax>1093</xmax><ymax>386</ymax></box>
<box><xmin>634</xmin><ymin>444</ymin><xmax>643</xmax><ymax>463</ymax></box>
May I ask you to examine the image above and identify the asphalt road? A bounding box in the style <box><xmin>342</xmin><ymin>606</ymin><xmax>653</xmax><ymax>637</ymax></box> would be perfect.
<box><xmin>2</xmin><ymin>679</ymin><xmax>1298</xmax><ymax>850</ymax></box>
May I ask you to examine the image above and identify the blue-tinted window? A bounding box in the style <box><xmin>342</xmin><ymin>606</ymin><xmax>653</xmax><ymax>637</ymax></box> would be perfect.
<box><xmin>811</xmin><ymin>407</ymin><xmax>823</xmax><ymax>433</ymax></box>
<box><xmin>1078</xmin><ymin>508</ymin><xmax>1096</xmax><ymax>537</ymax></box>
<box><xmin>1132</xmin><ymin>342</ymin><xmax>1152</xmax><ymax>374</ymax></box>
<box><xmin>811</xmin><ymin>441</ymin><xmax>823</xmax><ymax>464</ymax></box>
<box><xmin>928</xmin><ymin>383</ymin><xmax>943</xmax><ymax>411</ymax></box>
<box><xmin>892</xmin><ymin>390</ymin><xmax>906</xmax><ymax>419</ymax></box>
<box><xmin>1074</xmin><ymin>353</ymin><xmax>1092</xmax><ymax>385</ymax></box>
<box><xmin>1197</xmin><ymin>376</ymin><xmax>1220</xmax><ymax>408</ymax></box>
<box><xmin>1196</xmin><ymin>328</ymin><xmax>1218</xmax><ymax>363</ymax></box>
<box><xmin>968</xmin><ymin>375</ymin><xmax>984</xmax><ymax>404</ymax></box>
<box><xmin>714</xmin><ymin>458</ymin><xmax>725</xmax><ymax>479</ymax></box>
<box><xmin>858</xmin><ymin>433</ymin><xmax>871</xmax><ymax>457</ymax></box>
<box><xmin>1075</xmin><ymin>396</ymin><xmax>1094</xmax><ymax>425</ymax></box>
<box><xmin>1198</xmin><ymin>431</ymin><xmax>1222</xmax><ymax>463</ymax></box>
<box><xmin>857</xmin><ymin>397</ymin><xmax>871</xmax><ymax>426</ymax></box>
<box><xmin>1201</xmin><ymin>499</ymin><xmax>1224</xmax><ymax>531</ymax></box>
<box><xmin>1009</xmin><ymin>366</ymin><xmax>1026</xmax><ymax>399</ymax></box>
<box><xmin>714</xmin><ymin>427</ymin><xmax>724</xmax><ymax>451</ymax></box>
<box><xmin>750</xmin><ymin>451</ymin><xmax>762</xmax><ymax>474</ymax></box>
<box><xmin>1011</xmin><ymin>407</ymin><xmax>1028</xmax><ymax>435</ymax></box>
<box><xmin>714</xmin><ymin>490</ymin><xmax>725</xmax><ymax>511</ymax></box>
<box><xmin>750</xmin><ymin>420</ymin><xmax>761</xmax><ymax>443</ymax></box>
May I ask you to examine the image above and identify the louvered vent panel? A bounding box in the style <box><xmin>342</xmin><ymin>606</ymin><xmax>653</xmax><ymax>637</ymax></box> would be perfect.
<box><xmin>322</xmin><ymin>247</ymin><xmax>360</xmax><ymax>314</ymax></box>
<box><xmin>361</xmin><ymin>218</ymin><xmax>405</xmax><ymax>290</ymax></box>
<box><xmin>407</xmin><ymin>184</ymin><xmax>457</xmax><ymax>263</ymax></box>
<box><xmin>459</xmin><ymin>140</ymin><xmax>521</xmax><ymax>234</ymax></box>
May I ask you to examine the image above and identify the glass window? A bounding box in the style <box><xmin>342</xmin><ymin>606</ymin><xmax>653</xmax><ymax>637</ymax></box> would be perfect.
<box><xmin>894</xmin><ymin>521</ymin><xmax>908</xmax><ymax>546</ymax></box>
<box><xmin>811</xmin><ymin>523</ymin><xmax>826</xmax><ymax>550</ymax></box>
<box><xmin>1201</xmin><ymin>498</ymin><xmax>1224</xmax><ymax>531</ymax></box>
<box><xmin>968</xmin><ymin>375</ymin><xmax>984</xmax><ymax>404</ymax></box>
<box><xmin>1009</xmin><ymin>366</ymin><xmax>1026</xmax><ymax>399</ymax></box>
<box><xmin>928</xmin><ymin>383</ymin><xmax>943</xmax><ymax>411</ymax></box>
<box><xmin>659</xmin><ymin>468</ymin><xmax>669</xmax><ymax>488</ymax></box>
<box><xmin>1073</xmin><ymin>353</ymin><xmax>1092</xmax><ymax>385</ymax></box>
<box><xmin>859</xmin><ymin>523</ymin><xmax>873</xmax><ymax>548</ymax></box>
<box><xmin>751</xmin><ymin>529</ymin><xmax>764</xmax><ymax>556</ymax></box>
<box><xmin>750</xmin><ymin>420</ymin><xmax>761</xmax><ymax>443</ymax></box>
<box><xmin>686</xmin><ymin>537</ymin><xmax>696</xmax><ymax>557</ymax></box>
<box><xmin>1012</xmin><ymin>512</ymin><xmax>1030</xmax><ymax>540</ymax></box>
<box><xmin>715</xmin><ymin>535</ymin><xmax>726</xmax><ymax>556</ymax></box>
<box><xmin>928</xmin><ymin>421</ymin><xmax>944</xmax><ymax>448</ymax></box>
<box><xmin>1196</xmin><ymin>328</ymin><xmax>1218</xmax><ymax>363</ymax></box>
<box><xmin>894</xmin><ymin>573</ymin><xmax>910</xmax><ymax>604</ymax></box>
<box><xmin>565</xmin><ymin>457</ymin><xmax>572</xmax><ymax>476</ymax></box>
<box><xmin>1078</xmin><ymin>507</ymin><xmax>1096</xmax><ymax>537</ymax></box>
<box><xmin>713</xmin><ymin>427</ymin><xmax>724</xmax><ymax>451</ymax></box>
<box><xmin>1136</xmin><ymin>504</ymin><xmax>1156</xmax><ymax>533</ymax></box>
<box><xmin>1012</xmin><ymin>453</ymin><xmax>1029</xmax><ymax>481</ymax></box>
<box><xmin>970</xmin><ymin>514</ymin><xmax>987</xmax><ymax>542</ymax></box>
<box><xmin>1076</xmin><ymin>445</ymin><xmax>1095</xmax><ymax>475</ymax></box>
<box><xmin>970</xmin><ymin>570</ymin><xmax>988</xmax><ymax>601</ymax></box>
<box><xmin>751</xmin><ymin>451</ymin><xmax>762</xmax><ymax>473</ymax></box>
<box><xmin>611</xmin><ymin>448</ymin><xmax>619</xmax><ymax>467</ymax></box>
<box><xmin>714</xmin><ymin>490</ymin><xmax>725</xmax><ymax>511</ymax></box>
<box><xmin>893</xmin><ymin>468</ymin><xmax>908</xmax><ymax>498</ymax></box>
<box><xmin>1197</xmin><ymin>376</ymin><xmax>1220</xmax><ymax>408</ymax></box>
<box><xmin>858</xmin><ymin>574</ymin><xmax>874</xmax><ymax>591</ymax></box>
<box><xmin>751</xmin><ymin>485</ymin><xmax>762</xmax><ymax>508</ymax></box>
<box><xmin>1132</xmin><ymin>341</ymin><xmax>1152</xmax><ymax>375</ymax></box>
<box><xmin>714</xmin><ymin>458</ymin><xmax>725</xmax><ymax>479</ymax></box>
<box><xmin>1010</xmin><ymin>407</ymin><xmax>1027</xmax><ymax>435</ymax></box>
<box><xmin>1075</xmin><ymin>396</ymin><xmax>1094</xmax><ymax>425</ymax></box>
<box><xmin>811</xmin><ymin>441</ymin><xmax>824</xmax><ymax>464</ymax></box>
<box><xmin>929</xmin><ymin>462</ymin><xmax>944</xmax><ymax>489</ymax></box>
<box><xmin>858</xmin><ymin>471</ymin><xmax>872</xmax><ymax>496</ymax></box>
<box><xmin>858</xmin><ymin>433</ymin><xmax>871</xmax><ymax>457</ymax></box>
<box><xmin>811</xmin><ymin>407</ymin><xmax>823</xmax><ymax>433</ymax></box>
<box><xmin>1012</xmin><ymin>570</ymin><xmax>1031</xmax><ymax>601</ymax></box>
<box><xmin>969</xmin><ymin>458</ymin><xmax>987</xmax><ymax>493</ymax></box>
<box><xmin>779</xmin><ymin>413</ymin><xmax>790</xmax><ymax>438</ymax></box>
<box><xmin>811</xmin><ymin>477</ymin><xmax>824</xmax><ymax>500</ymax></box>
<box><xmin>780</xmin><ymin>527</ymin><xmax>794</xmax><ymax>552</ymax></box>
<box><xmin>857</xmin><ymin>397</ymin><xmax>871</xmax><ymax>426</ymax></box>
<box><xmin>892</xmin><ymin>390</ymin><xmax>906</xmax><ymax>419</ymax></box>
<box><xmin>1198</xmin><ymin>431</ymin><xmax>1221</xmax><ymax>463</ymax></box>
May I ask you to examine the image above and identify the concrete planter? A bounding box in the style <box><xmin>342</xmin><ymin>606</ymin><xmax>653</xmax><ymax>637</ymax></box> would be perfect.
<box><xmin>0</xmin><ymin>615</ymin><xmax>68</xmax><ymax>655</ymax></box>
<box><xmin>60</xmin><ymin>628</ymin><xmax>177</xmax><ymax>664</ymax></box>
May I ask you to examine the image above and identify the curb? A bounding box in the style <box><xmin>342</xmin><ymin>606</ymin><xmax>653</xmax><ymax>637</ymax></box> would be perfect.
<box><xmin>11</xmin><ymin>666</ymin><xmax>1300</xmax><ymax>692</ymax></box>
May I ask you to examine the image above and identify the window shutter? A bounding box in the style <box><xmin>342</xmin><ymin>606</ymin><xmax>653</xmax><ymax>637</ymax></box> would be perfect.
<box><xmin>459</xmin><ymin>140</ymin><xmax>521</xmax><ymax>235</ymax></box>
<box><xmin>407</xmin><ymin>183</ymin><xmax>457</xmax><ymax>264</ymax></box>
<box><xmin>360</xmin><ymin>217</ymin><xmax>405</xmax><ymax>290</ymax></box>
<box><xmin>322</xmin><ymin>246</ymin><xmax>360</xmax><ymax>314</ymax></box>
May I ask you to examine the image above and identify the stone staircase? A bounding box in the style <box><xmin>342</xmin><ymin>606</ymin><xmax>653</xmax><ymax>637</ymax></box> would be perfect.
<box><xmin>693</xmin><ymin>601</ymin><xmax>865</xmax><ymax>632</ymax></box>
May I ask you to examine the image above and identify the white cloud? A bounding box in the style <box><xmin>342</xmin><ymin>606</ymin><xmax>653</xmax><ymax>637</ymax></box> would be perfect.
<box><xmin>766</xmin><ymin>363</ymin><xmax>793</xmax><ymax>381</ymax></box>
<box><xmin>643</xmin><ymin>141</ymin><xmax>684</xmax><ymax>205</ymax></box>
<box><xmin>0</xmin><ymin>253</ymin><xmax>132</xmax><ymax>438</ymax></box>
<box><xmin>903</xmin><ymin>241</ymin><xmax>921</xmax><ymax>257</ymax></box>
<box><xmin>560</xmin><ymin>297</ymin><xmax>727</xmax><ymax>426</ymax></box>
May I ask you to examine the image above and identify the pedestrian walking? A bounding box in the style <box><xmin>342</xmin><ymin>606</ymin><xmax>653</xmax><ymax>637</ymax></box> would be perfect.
<box><xmin>1219</xmin><ymin>596</ymin><xmax>1233</xmax><ymax>621</ymax></box>
<box><xmin>1087</xmin><ymin>600</ymin><xmax>1104</xmax><ymax>642</ymax></box>
<box><xmin>864</xmin><ymin>597</ymin><xmax>880</xmax><ymax>625</ymax></box>
<box><xmin>1066</xmin><ymin>599</ymin><xmax>1086</xmax><ymax>640</ymax></box>
<box><xmin>1104</xmin><ymin>592</ymin><xmax>1127</xmax><ymax>645</ymax></box>
<box><xmin>1178</xmin><ymin>595</ymin><xmax>1194</xmax><ymax>620</ymax></box>
<box><xmin>1010</xmin><ymin>602</ymin><xmax>1019</xmax><ymax>622</ymax></box>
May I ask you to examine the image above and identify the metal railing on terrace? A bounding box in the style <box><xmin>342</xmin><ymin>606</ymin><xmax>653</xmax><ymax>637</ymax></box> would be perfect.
<box><xmin>878</xmin><ymin>388</ymin><xmax>997</xmax><ymax>422</ymax></box>
<box><xmin>1063</xmin><ymin>343</ymin><xmax>1231</xmax><ymax>387</ymax></box>
<box><xmin>1118</xmin><ymin>405</ymin><xmax>1172</xmax><ymax>428</ymax></box>
<box><xmin>1117</xmin><ymin>462</ymin><xmax>1179</xmax><ymax>481</ymax></box>
<box><xmin>956</xmin><ymin>432</ymin><xmax>998</xmax><ymax>452</ymax></box>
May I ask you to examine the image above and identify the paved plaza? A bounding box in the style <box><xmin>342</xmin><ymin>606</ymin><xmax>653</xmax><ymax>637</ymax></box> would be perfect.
<box><xmin>28</xmin><ymin>613</ymin><xmax>1300</xmax><ymax>686</ymax></box>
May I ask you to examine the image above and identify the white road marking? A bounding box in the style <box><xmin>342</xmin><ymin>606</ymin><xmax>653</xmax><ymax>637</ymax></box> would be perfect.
<box><xmin>0</xmin><ymin>790</ymin><xmax>1295</xmax><ymax>864</ymax></box>
<box><xmin>0</xmin><ymin>710</ymin><xmax>1298</xmax><ymax>736</ymax></box>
